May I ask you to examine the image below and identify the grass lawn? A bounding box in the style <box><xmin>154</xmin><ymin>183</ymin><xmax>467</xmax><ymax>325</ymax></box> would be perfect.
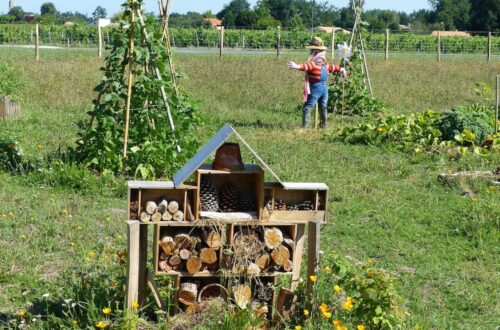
<box><xmin>0</xmin><ymin>48</ymin><xmax>499</xmax><ymax>329</ymax></box>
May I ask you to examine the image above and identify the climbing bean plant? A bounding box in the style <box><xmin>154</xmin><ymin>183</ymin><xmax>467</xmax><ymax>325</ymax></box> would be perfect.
<box><xmin>73</xmin><ymin>0</ymin><xmax>201</xmax><ymax>179</ymax></box>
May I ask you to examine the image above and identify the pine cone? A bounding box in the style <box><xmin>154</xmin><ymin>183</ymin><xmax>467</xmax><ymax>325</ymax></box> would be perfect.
<box><xmin>200</xmin><ymin>178</ymin><xmax>219</xmax><ymax>212</ymax></box>
<box><xmin>219</xmin><ymin>184</ymin><xmax>239</xmax><ymax>212</ymax></box>
<box><xmin>239</xmin><ymin>191</ymin><xmax>256</xmax><ymax>212</ymax></box>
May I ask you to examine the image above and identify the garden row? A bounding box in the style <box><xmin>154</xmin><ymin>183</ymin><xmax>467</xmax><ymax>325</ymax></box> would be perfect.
<box><xmin>0</xmin><ymin>24</ymin><xmax>499</xmax><ymax>53</ymax></box>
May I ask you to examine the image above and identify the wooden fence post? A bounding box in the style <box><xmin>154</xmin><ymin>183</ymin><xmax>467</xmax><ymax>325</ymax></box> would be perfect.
<box><xmin>487</xmin><ymin>32</ymin><xmax>492</xmax><ymax>62</ymax></box>
<box><xmin>276</xmin><ymin>26</ymin><xmax>281</xmax><ymax>58</ymax></box>
<box><xmin>437</xmin><ymin>31</ymin><xmax>441</xmax><ymax>62</ymax></box>
<box><xmin>385</xmin><ymin>29</ymin><xmax>389</xmax><ymax>61</ymax></box>
<box><xmin>35</xmin><ymin>24</ymin><xmax>40</xmax><ymax>61</ymax></box>
<box><xmin>126</xmin><ymin>221</ymin><xmax>140</xmax><ymax>310</ymax></box>
<box><xmin>307</xmin><ymin>220</ymin><xmax>320</xmax><ymax>294</ymax></box>
<box><xmin>496</xmin><ymin>75</ymin><xmax>499</xmax><ymax>133</ymax></box>
<box><xmin>219</xmin><ymin>26</ymin><xmax>224</xmax><ymax>59</ymax></box>
<box><xmin>98</xmin><ymin>25</ymin><xmax>103</xmax><ymax>58</ymax></box>
<box><xmin>331</xmin><ymin>27</ymin><xmax>335</xmax><ymax>60</ymax></box>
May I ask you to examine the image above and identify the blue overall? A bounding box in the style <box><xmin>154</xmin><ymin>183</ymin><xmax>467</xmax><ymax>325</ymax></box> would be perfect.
<box><xmin>303</xmin><ymin>66</ymin><xmax>328</xmax><ymax>128</ymax></box>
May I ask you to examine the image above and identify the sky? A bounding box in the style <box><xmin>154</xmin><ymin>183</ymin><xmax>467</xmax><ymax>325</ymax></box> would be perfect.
<box><xmin>0</xmin><ymin>1</ymin><xmax>432</xmax><ymax>16</ymax></box>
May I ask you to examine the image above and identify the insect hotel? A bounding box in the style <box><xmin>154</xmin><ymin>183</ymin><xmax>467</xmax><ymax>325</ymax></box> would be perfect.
<box><xmin>126</xmin><ymin>124</ymin><xmax>328</xmax><ymax>318</ymax></box>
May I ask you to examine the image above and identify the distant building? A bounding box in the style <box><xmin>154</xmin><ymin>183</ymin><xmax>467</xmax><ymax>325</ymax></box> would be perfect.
<box><xmin>204</xmin><ymin>18</ymin><xmax>223</xmax><ymax>29</ymax></box>
<box><xmin>314</xmin><ymin>26</ymin><xmax>351</xmax><ymax>34</ymax></box>
<box><xmin>399</xmin><ymin>24</ymin><xmax>411</xmax><ymax>31</ymax></box>
<box><xmin>64</xmin><ymin>21</ymin><xmax>75</xmax><ymax>27</ymax></box>
<box><xmin>431</xmin><ymin>31</ymin><xmax>471</xmax><ymax>37</ymax></box>
<box><xmin>89</xmin><ymin>18</ymin><xmax>112</xmax><ymax>28</ymax></box>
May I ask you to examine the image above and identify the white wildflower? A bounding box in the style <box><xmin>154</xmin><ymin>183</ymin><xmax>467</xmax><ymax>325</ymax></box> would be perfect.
<box><xmin>41</xmin><ymin>293</ymin><xmax>50</xmax><ymax>299</ymax></box>
<box><xmin>337</xmin><ymin>42</ymin><xmax>352</xmax><ymax>61</ymax></box>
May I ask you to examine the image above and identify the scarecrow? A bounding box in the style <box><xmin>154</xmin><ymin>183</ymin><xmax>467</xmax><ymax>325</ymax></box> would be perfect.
<box><xmin>287</xmin><ymin>37</ymin><xmax>347</xmax><ymax>128</ymax></box>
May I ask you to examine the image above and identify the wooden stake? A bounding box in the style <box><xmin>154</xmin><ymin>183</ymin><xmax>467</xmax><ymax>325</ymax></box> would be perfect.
<box><xmin>496</xmin><ymin>75</ymin><xmax>499</xmax><ymax>133</ymax></box>
<box><xmin>437</xmin><ymin>31</ymin><xmax>441</xmax><ymax>62</ymax></box>
<box><xmin>147</xmin><ymin>271</ymin><xmax>167</xmax><ymax>310</ymax></box>
<box><xmin>488</xmin><ymin>32</ymin><xmax>492</xmax><ymax>63</ymax></box>
<box><xmin>35</xmin><ymin>24</ymin><xmax>40</xmax><ymax>61</ymax></box>
<box><xmin>291</xmin><ymin>224</ymin><xmax>305</xmax><ymax>290</ymax></box>
<box><xmin>219</xmin><ymin>26</ymin><xmax>224</xmax><ymax>59</ymax></box>
<box><xmin>385</xmin><ymin>29</ymin><xmax>389</xmax><ymax>61</ymax></box>
<box><xmin>314</xmin><ymin>104</ymin><xmax>319</xmax><ymax>129</ymax></box>
<box><xmin>276</xmin><ymin>26</ymin><xmax>281</xmax><ymax>58</ymax></box>
<box><xmin>98</xmin><ymin>24</ymin><xmax>103</xmax><ymax>58</ymax></box>
<box><xmin>123</xmin><ymin>0</ymin><xmax>136</xmax><ymax>160</ymax></box>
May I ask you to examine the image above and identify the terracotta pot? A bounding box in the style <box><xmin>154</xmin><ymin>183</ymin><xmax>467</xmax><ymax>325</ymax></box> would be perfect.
<box><xmin>212</xmin><ymin>142</ymin><xmax>244</xmax><ymax>171</ymax></box>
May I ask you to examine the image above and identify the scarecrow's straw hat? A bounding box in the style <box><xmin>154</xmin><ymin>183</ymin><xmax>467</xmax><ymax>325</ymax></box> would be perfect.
<box><xmin>306</xmin><ymin>36</ymin><xmax>328</xmax><ymax>50</ymax></box>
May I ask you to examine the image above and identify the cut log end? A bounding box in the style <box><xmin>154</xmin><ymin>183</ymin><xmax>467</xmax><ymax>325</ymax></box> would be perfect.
<box><xmin>264</xmin><ymin>227</ymin><xmax>284</xmax><ymax>249</ymax></box>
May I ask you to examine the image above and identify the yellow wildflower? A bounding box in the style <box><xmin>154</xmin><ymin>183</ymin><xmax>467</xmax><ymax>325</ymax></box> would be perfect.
<box><xmin>96</xmin><ymin>321</ymin><xmax>106</xmax><ymax>329</ymax></box>
<box><xmin>334</xmin><ymin>285</ymin><xmax>342</xmax><ymax>293</ymax></box>
<box><xmin>72</xmin><ymin>320</ymin><xmax>78</xmax><ymax>326</ymax></box>
<box><xmin>70</xmin><ymin>242</ymin><xmax>75</xmax><ymax>247</ymax></box>
<box><xmin>334</xmin><ymin>320</ymin><xmax>342</xmax><ymax>327</ymax></box>
<box><xmin>16</xmin><ymin>310</ymin><xmax>26</xmax><ymax>318</ymax></box>
<box><xmin>102</xmin><ymin>307</ymin><xmax>111</xmax><ymax>315</ymax></box>
<box><xmin>339</xmin><ymin>327</ymin><xmax>348</xmax><ymax>330</ymax></box>
<box><xmin>319</xmin><ymin>303</ymin><xmax>330</xmax><ymax>313</ymax></box>
<box><xmin>324</xmin><ymin>266</ymin><xmax>331</xmax><ymax>272</ymax></box>
<box><xmin>8</xmin><ymin>211</ymin><xmax>14</xmax><ymax>217</ymax></box>
<box><xmin>295</xmin><ymin>326</ymin><xmax>302</xmax><ymax>330</ymax></box>
<box><xmin>303</xmin><ymin>309</ymin><xmax>309</xmax><ymax>316</ymax></box>
<box><xmin>132</xmin><ymin>301</ymin><xmax>139</xmax><ymax>309</ymax></box>
<box><xmin>322</xmin><ymin>311</ymin><xmax>332</xmax><ymax>318</ymax></box>
<box><xmin>87</xmin><ymin>251</ymin><xmax>96</xmax><ymax>258</ymax></box>
<box><xmin>2</xmin><ymin>214</ymin><xmax>7</xmax><ymax>220</ymax></box>
<box><xmin>357</xmin><ymin>325</ymin><xmax>366</xmax><ymax>330</ymax></box>
<box><xmin>343</xmin><ymin>297</ymin><xmax>354</xmax><ymax>311</ymax></box>
<box><xmin>309</xmin><ymin>275</ymin><xmax>317</xmax><ymax>283</ymax></box>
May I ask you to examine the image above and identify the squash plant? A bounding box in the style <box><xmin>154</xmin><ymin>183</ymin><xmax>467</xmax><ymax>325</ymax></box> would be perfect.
<box><xmin>73</xmin><ymin>0</ymin><xmax>200</xmax><ymax>179</ymax></box>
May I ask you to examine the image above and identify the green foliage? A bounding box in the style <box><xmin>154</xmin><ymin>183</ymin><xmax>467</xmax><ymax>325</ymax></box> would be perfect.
<box><xmin>331</xmin><ymin>110</ymin><xmax>442</xmax><ymax>151</ymax></box>
<box><xmin>438</xmin><ymin>104</ymin><xmax>494</xmax><ymax>144</ymax></box>
<box><xmin>328</xmin><ymin>50</ymin><xmax>385</xmax><ymax>116</ymax></box>
<box><xmin>0</xmin><ymin>137</ymin><xmax>23</xmax><ymax>171</ymax></box>
<box><xmin>292</xmin><ymin>253</ymin><xmax>407</xmax><ymax>329</ymax></box>
<box><xmin>0</xmin><ymin>62</ymin><xmax>24</xmax><ymax>101</ymax></box>
<box><xmin>73</xmin><ymin>1</ymin><xmax>201</xmax><ymax>179</ymax></box>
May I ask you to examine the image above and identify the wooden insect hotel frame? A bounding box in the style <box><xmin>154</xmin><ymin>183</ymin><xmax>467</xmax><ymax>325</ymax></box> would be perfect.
<box><xmin>126</xmin><ymin>124</ymin><xmax>327</xmax><ymax>318</ymax></box>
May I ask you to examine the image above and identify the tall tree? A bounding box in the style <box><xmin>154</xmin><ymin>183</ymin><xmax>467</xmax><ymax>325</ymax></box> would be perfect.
<box><xmin>8</xmin><ymin>6</ymin><xmax>24</xmax><ymax>21</ymax></box>
<box><xmin>92</xmin><ymin>6</ymin><xmax>107</xmax><ymax>20</ymax></box>
<box><xmin>428</xmin><ymin>0</ymin><xmax>470</xmax><ymax>30</ymax></box>
<box><xmin>469</xmin><ymin>0</ymin><xmax>500</xmax><ymax>31</ymax></box>
<box><xmin>40</xmin><ymin>2</ymin><xmax>57</xmax><ymax>16</ymax></box>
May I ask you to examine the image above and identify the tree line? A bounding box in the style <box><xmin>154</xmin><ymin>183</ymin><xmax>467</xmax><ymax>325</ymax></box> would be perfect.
<box><xmin>171</xmin><ymin>0</ymin><xmax>499</xmax><ymax>32</ymax></box>
<box><xmin>0</xmin><ymin>2</ymin><xmax>108</xmax><ymax>25</ymax></box>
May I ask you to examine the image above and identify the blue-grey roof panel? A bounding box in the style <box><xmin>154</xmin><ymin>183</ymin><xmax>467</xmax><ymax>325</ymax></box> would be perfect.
<box><xmin>173</xmin><ymin>123</ymin><xmax>235</xmax><ymax>187</ymax></box>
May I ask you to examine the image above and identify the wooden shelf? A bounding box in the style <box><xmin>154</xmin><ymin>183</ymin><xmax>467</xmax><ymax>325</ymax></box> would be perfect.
<box><xmin>156</xmin><ymin>270</ymin><xmax>293</xmax><ymax>277</ymax></box>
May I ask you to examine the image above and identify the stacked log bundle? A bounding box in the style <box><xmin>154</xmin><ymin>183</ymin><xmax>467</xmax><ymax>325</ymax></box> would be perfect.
<box><xmin>230</xmin><ymin>227</ymin><xmax>294</xmax><ymax>274</ymax></box>
<box><xmin>158</xmin><ymin>229</ymin><xmax>222</xmax><ymax>274</ymax></box>
<box><xmin>140</xmin><ymin>199</ymin><xmax>185</xmax><ymax>223</ymax></box>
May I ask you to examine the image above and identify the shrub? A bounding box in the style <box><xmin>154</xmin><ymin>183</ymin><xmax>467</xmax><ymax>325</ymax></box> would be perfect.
<box><xmin>438</xmin><ymin>104</ymin><xmax>494</xmax><ymax>144</ymax></box>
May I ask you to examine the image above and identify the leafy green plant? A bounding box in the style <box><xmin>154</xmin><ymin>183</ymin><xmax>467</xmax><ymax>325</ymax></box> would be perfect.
<box><xmin>0</xmin><ymin>62</ymin><xmax>24</xmax><ymax>101</ymax></box>
<box><xmin>72</xmin><ymin>1</ymin><xmax>201</xmax><ymax>179</ymax></box>
<box><xmin>438</xmin><ymin>104</ymin><xmax>494</xmax><ymax>144</ymax></box>
<box><xmin>328</xmin><ymin>50</ymin><xmax>385</xmax><ymax>116</ymax></box>
<box><xmin>330</xmin><ymin>110</ymin><xmax>442</xmax><ymax>151</ymax></box>
<box><xmin>0</xmin><ymin>136</ymin><xmax>23</xmax><ymax>171</ymax></box>
<box><xmin>292</xmin><ymin>253</ymin><xmax>407</xmax><ymax>329</ymax></box>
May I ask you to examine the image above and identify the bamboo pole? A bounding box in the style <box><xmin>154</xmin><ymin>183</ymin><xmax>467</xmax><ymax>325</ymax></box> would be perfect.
<box><xmin>314</xmin><ymin>104</ymin><xmax>319</xmax><ymax>129</ymax></box>
<box><xmin>219</xmin><ymin>26</ymin><xmax>224</xmax><ymax>59</ymax></box>
<box><xmin>306</xmin><ymin>220</ymin><xmax>320</xmax><ymax>294</ymax></box>
<box><xmin>98</xmin><ymin>24</ymin><xmax>103</xmax><ymax>58</ymax></box>
<box><xmin>123</xmin><ymin>0</ymin><xmax>136</xmax><ymax>160</ymax></box>
<box><xmin>331</xmin><ymin>27</ymin><xmax>335</xmax><ymax>60</ymax></box>
<box><xmin>35</xmin><ymin>24</ymin><xmax>40</xmax><ymax>61</ymax></box>
<box><xmin>277</xmin><ymin>26</ymin><xmax>281</xmax><ymax>57</ymax></box>
<box><xmin>385</xmin><ymin>29</ymin><xmax>389</xmax><ymax>61</ymax></box>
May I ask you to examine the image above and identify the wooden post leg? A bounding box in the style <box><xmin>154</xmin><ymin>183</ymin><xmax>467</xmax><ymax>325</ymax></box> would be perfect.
<box><xmin>126</xmin><ymin>220</ymin><xmax>140</xmax><ymax>310</ymax></box>
<box><xmin>307</xmin><ymin>220</ymin><xmax>320</xmax><ymax>294</ymax></box>
<box><xmin>138</xmin><ymin>224</ymin><xmax>148</xmax><ymax>304</ymax></box>
<box><xmin>291</xmin><ymin>224</ymin><xmax>306</xmax><ymax>290</ymax></box>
